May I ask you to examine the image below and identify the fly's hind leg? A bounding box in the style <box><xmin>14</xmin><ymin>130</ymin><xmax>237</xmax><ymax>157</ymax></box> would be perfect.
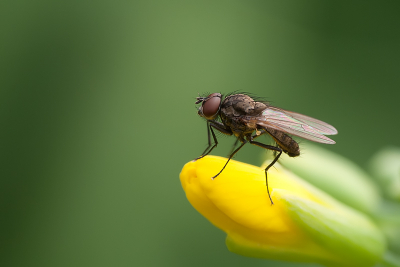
<box><xmin>273</xmin><ymin>142</ymin><xmax>280</xmax><ymax>157</ymax></box>
<box><xmin>248</xmin><ymin>134</ymin><xmax>282</xmax><ymax>205</ymax></box>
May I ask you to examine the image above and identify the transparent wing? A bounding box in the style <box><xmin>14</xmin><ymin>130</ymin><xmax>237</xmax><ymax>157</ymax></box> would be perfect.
<box><xmin>256</xmin><ymin>107</ymin><xmax>338</xmax><ymax>144</ymax></box>
<box><xmin>269</xmin><ymin>107</ymin><xmax>338</xmax><ymax>135</ymax></box>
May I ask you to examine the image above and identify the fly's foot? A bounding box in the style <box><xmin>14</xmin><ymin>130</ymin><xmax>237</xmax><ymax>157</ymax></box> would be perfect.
<box><xmin>194</xmin><ymin>155</ymin><xmax>205</xmax><ymax>161</ymax></box>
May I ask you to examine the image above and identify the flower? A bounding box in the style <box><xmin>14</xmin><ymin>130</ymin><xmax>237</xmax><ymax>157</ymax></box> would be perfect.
<box><xmin>180</xmin><ymin>156</ymin><xmax>385</xmax><ymax>266</ymax></box>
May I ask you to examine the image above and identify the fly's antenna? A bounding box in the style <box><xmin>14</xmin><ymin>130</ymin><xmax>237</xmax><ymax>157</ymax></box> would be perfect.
<box><xmin>195</xmin><ymin>93</ymin><xmax>206</xmax><ymax>104</ymax></box>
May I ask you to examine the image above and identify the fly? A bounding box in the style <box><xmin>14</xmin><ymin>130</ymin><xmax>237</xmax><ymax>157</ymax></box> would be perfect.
<box><xmin>195</xmin><ymin>93</ymin><xmax>338</xmax><ymax>205</ymax></box>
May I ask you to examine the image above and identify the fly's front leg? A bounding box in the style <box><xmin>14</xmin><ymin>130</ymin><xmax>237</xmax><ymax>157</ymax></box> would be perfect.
<box><xmin>195</xmin><ymin>121</ymin><xmax>232</xmax><ymax>160</ymax></box>
<box><xmin>248</xmin><ymin>135</ymin><xmax>282</xmax><ymax>205</ymax></box>
<box><xmin>195</xmin><ymin>121</ymin><xmax>214</xmax><ymax>160</ymax></box>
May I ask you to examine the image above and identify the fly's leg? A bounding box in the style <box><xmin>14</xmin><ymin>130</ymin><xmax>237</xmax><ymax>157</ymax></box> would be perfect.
<box><xmin>253</xmin><ymin>129</ymin><xmax>266</xmax><ymax>139</ymax></box>
<box><xmin>248</xmin><ymin>135</ymin><xmax>282</xmax><ymax>205</ymax></box>
<box><xmin>195</xmin><ymin>121</ymin><xmax>232</xmax><ymax>160</ymax></box>
<box><xmin>273</xmin><ymin>142</ymin><xmax>279</xmax><ymax>157</ymax></box>
<box><xmin>212</xmin><ymin>138</ymin><xmax>246</xmax><ymax>179</ymax></box>
<box><xmin>195</xmin><ymin>121</ymin><xmax>216</xmax><ymax>160</ymax></box>
<box><xmin>228</xmin><ymin>138</ymin><xmax>239</xmax><ymax>156</ymax></box>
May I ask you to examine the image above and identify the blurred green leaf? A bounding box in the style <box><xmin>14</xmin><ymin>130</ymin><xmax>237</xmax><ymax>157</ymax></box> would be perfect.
<box><xmin>369</xmin><ymin>147</ymin><xmax>400</xmax><ymax>201</ymax></box>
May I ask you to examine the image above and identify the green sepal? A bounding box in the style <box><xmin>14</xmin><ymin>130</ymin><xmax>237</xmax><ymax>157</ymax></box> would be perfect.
<box><xmin>282</xmin><ymin>189</ymin><xmax>386</xmax><ymax>267</ymax></box>
<box><xmin>267</xmin><ymin>143</ymin><xmax>381</xmax><ymax>214</ymax></box>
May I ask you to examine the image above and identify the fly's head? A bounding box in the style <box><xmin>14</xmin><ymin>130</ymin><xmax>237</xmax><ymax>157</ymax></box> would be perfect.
<box><xmin>195</xmin><ymin>93</ymin><xmax>222</xmax><ymax>120</ymax></box>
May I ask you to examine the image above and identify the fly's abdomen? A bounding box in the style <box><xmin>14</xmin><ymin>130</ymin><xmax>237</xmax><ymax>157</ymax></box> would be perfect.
<box><xmin>265</xmin><ymin>128</ymin><xmax>300</xmax><ymax>157</ymax></box>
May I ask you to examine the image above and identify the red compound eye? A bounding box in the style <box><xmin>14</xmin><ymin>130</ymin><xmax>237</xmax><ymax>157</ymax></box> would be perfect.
<box><xmin>202</xmin><ymin>93</ymin><xmax>221</xmax><ymax>120</ymax></box>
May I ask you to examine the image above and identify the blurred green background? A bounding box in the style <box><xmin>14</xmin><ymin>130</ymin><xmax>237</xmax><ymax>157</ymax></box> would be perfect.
<box><xmin>2</xmin><ymin>1</ymin><xmax>400</xmax><ymax>266</ymax></box>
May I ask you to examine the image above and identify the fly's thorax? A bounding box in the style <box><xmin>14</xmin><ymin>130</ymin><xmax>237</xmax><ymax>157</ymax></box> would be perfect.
<box><xmin>219</xmin><ymin>94</ymin><xmax>267</xmax><ymax>137</ymax></box>
<box><xmin>219</xmin><ymin>111</ymin><xmax>231</xmax><ymax>128</ymax></box>
<box><xmin>220</xmin><ymin>114</ymin><xmax>258</xmax><ymax>138</ymax></box>
<box><xmin>221</xmin><ymin>94</ymin><xmax>268</xmax><ymax>117</ymax></box>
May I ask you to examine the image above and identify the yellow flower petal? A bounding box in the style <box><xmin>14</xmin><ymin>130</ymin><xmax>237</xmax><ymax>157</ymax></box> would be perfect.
<box><xmin>180</xmin><ymin>155</ymin><xmax>385</xmax><ymax>266</ymax></box>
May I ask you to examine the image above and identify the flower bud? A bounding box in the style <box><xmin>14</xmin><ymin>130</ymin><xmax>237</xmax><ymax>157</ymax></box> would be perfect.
<box><xmin>180</xmin><ymin>156</ymin><xmax>385</xmax><ymax>266</ymax></box>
